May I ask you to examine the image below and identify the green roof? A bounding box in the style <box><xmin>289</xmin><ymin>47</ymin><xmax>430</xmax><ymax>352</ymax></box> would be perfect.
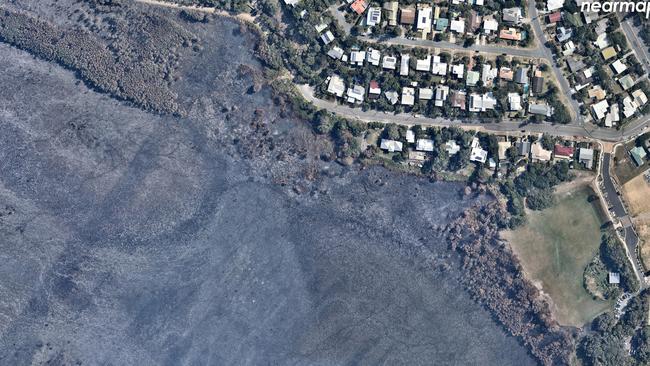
<box><xmin>435</xmin><ymin>18</ymin><xmax>449</xmax><ymax>31</ymax></box>
<box><xmin>466</xmin><ymin>70</ymin><xmax>479</xmax><ymax>86</ymax></box>
<box><xmin>619</xmin><ymin>75</ymin><xmax>634</xmax><ymax>90</ymax></box>
<box><xmin>631</xmin><ymin>146</ymin><xmax>647</xmax><ymax>166</ymax></box>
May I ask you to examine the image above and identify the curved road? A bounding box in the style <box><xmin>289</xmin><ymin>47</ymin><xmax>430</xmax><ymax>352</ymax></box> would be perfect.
<box><xmin>601</xmin><ymin>153</ymin><xmax>645</xmax><ymax>283</ymax></box>
<box><xmin>299</xmin><ymin>84</ymin><xmax>650</xmax><ymax>142</ymax></box>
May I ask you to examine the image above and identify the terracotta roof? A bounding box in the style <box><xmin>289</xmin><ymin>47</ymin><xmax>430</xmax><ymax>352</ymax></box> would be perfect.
<box><xmin>548</xmin><ymin>12</ymin><xmax>561</xmax><ymax>23</ymax></box>
<box><xmin>400</xmin><ymin>8</ymin><xmax>416</xmax><ymax>24</ymax></box>
<box><xmin>351</xmin><ymin>0</ymin><xmax>368</xmax><ymax>15</ymax></box>
<box><xmin>554</xmin><ymin>144</ymin><xmax>575</xmax><ymax>157</ymax></box>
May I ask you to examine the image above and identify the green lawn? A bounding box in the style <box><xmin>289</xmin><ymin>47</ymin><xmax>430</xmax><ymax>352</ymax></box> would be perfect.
<box><xmin>504</xmin><ymin>185</ymin><xmax>613</xmax><ymax>327</ymax></box>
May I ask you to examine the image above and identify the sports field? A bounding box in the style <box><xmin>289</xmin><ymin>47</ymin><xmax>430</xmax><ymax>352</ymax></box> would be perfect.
<box><xmin>502</xmin><ymin>184</ymin><xmax>612</xmax><ymax>326</ymax></box>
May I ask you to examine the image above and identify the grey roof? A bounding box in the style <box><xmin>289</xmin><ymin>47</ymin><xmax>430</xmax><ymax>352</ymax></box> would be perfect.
<box><xmin>528</xmin><ymin>103</ymin><xmax>552</xmax><ymax>116</ymax></box>
<box><xmin>567</xmin><ymin>58</ymin><xmax>586</xmax><ymax>73</ymax></box>
<box><xmin>532</xmin><ymin>76</ymin><xmax>544</xmax><ymax>94</ymax></box>
<box><xmin>517</xmin><ymin>141</ymin><xmax>531</xmax><ymax>156</ymax></box>
<box><xmin>503</xmin><ymin>7</ymin><xmax>522</xmax><ymax>23</ymax></box>
<box><xmin>514</xmin><ymin>68</ymin><xmax>529</xmax><ymax>84</ymax></box>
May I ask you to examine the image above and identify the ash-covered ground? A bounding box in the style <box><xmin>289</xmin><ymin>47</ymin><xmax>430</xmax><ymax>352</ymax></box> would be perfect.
<box><xmin>0</xmin><ymin>7</ymin><xmax>535</xmax><ymax>366</ymax></box>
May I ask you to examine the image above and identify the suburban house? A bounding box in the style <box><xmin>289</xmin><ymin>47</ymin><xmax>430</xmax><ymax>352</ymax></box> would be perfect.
<box><xmin>528</xmin><ymin>103</ymin><xmax>553</xmax><ymax>117</ymax></box>
<box><xmin>579</xmin><ymin>147</ymin><xmax>595</xmax><ymax>169</ymax></box>
<box><xmin>450</xmin><ymin>90</ymin><xmax>467</xmax><ymax>109</ymax></box>
<box><xmin>470</xmin><ymin>137</ymin><xmax>488</xmax><ymax>163</ymax></box>
<box><xmin>419</xmin><ymin>87</ymin><xmax>434</xmax><ymax>100</ymax></box>
<box><xmin>514</xmin><ymin>67</ymin><xmax>529</xmax><ymax>84</ymax></box>
<box><xmin>346</xmin><ymin>84</ymin><xmax>365</xmax><ymax>104</ymax></box>
<box><xmin>531</xmin><ymin>141</ymin><xmax>552</xmax><ymax>161</ymax></box>
<box><xmin>503</xmin><ymin>7</ymin><xmax>522</xmax><ymax>24</ymax></box>
<box><xmin>380</xmin><ymin>139</ymin><xmax>403</xmax><ymax>152</ymax></box>
<box><xmin>508</xmin><ymin>93</ymin><xmax>522</xmax><ymax>111</ymax></box>
<box><xmin>327</xmin><ymin>75</ymin><xmax>346</xmax><ymax>97</ymax></box>
<box><xmin>554</xmin><ymin>144</ymin><xmax>575</xmax><ymax>160</ymax></box>
<box><xmin>382</xmin><ymin>55</ymin><xmax>397</xmax><ymax>70</ymax></box>
<box><xmin>416</xmin><ymin>5</ymin><xmax>433</xmax><ymax>39</ymax></box>
<box><xmin>366</xmin><ymin>7</ymin><xmax>382</xmax><ymax>26</ymax></box>
<box><xmin>350</xmin><ymin>0</ymin><xmax>368</xmax><ymax>15</ymax></box>
<box><xmin>499</xmin><ymin>28</ymin><xmax>522</xmax><ymax>41</ymax></box>
<box><xmin>416</xmin><ymin>139</ymin><xmax>435</xmax><ymax>152</ymax></box>
<box><xmin>402</xmin><ymin>87</ymin><xmax>415</xmax><ymax>105</ymax></box>
<box><xmin>468</xmin><ymin>93</ymin><xmax>497</xmax><ymax>112</ymax></box>
<box><xmin>399</xmin><ymin>7</ymin><xmax>416</xmax><ymax>25</ymax></box>
<box><xmin>400</xmin><ymin>54</ymin><xmax>410</xmax><ymax>76</ymax></box>
<box><xmin>383</xmin><ymin>1</ymin><xmax>398</xmax><ymax>26</ymax></box>
<box><xmin>630</xmin><ymin>146</ymin><xmax>647</xmax><ymax>166</ymax></box>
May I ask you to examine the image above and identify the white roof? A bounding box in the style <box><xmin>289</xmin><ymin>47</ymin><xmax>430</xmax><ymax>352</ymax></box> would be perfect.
<box><xmin>508</xmin><ymin>93</ymin><xmax>522</xmax><ymax>111</ymax></box>
<box><xmin>434</xmin><ymin>85</ymin><xmax>449</xmax><ymax>107</ymax></box>
<box><xmin>416</xmin><ymin>55</ymin><xmax>432</xmax><ymax>72</ymax></box>
<box><xmin>470</xmin><ymin>138</ymin><xmax>488</xmax><ymax>163</ymax></box>
<box><xmin>481</xmin><ymin>64</ymin><xmax>497</xmax><ymax>85</ymax></box>
<box><xmin>611</xmin><ymin>60</ymin><xmax>627</xmax><ymax>75</ymax></box>
<box><xmin>594</xmin><ymin>34</ymin><xmax>609</xmax><ymax>49</ymax></box>
<box><xmin>401</xmin><ymin>87</ymin><xmax>415</xmax><ymax>105</ymax></box>
<box><xmin>579</xmin><ymin>148</ymin><xmax>594</xmax><ymax>160</ymax></box>
<box><xmin>608</xmin><ymin>272</ymin><xmax>620</xmax><ymax>284</ymax></box>
<box><xmin>385</xmin><ymin>90</ymin><xmax>399</xmax><ymax>105</ymax></box>
<box><xmin>346</xmin><ymin>85</ymin><xmax>365</xmax><ymax>103</ymax></box>
<box><xmin>327</xmin><ymin>75</ymin><xmax>346</xmax><ymax>97</ymax></box>
<box><xmin>400</xmin><ymin>54</ymin><xmax>410</xmax><ymax>76</ymax></box>
<box><xmin>623</xmin><ymin>96</ymin><xmax>638</xmax><ymax>118</ymax></box>
<box><xmin>380</xmin><ymin>139</ymin><xmax>403</xmax><ymax>152</ymax></box>
<box><xmin>547</xmin><ymin>0</ymin><xmax>564</xmax><ymax>11</ymax></box>
<box><xmin>367</xmin><ymin>7</ymin><xmax>382</xmax><ymax>26</ymax></box>
<box><xmin>483</xmin><ymin>18</ymin><xmax>498</xmax><ymax>32</ymax></box>
<box><xmin>382</xmin><ymin>55</ymin><xmax>397</xmax><ymax>69</ymax></box>
<box><xmin>406</xmin><ymin>129</ymin><xmax>415</xmax><ymax>143</ymax></box>
<box><xmin>350</xmin><ymin>50</ymin><xmax>366</xmax><ymax>65</ymax></box>
<box><xmin>591</xmin><ymin>99</ymin><xmax>609</xmax><ymax>120</ymax></box>
<box><xmin>315</xmin><ymin>23</ymin><xmax>328</xmax><ymax>33</ymax></box>
<box><xmin>367</xmin><ymin>48</ymin><xmax>381</xmax><ymax>66</ymax></box>
<box><xmin>450</xmin><ymin>19</ymin><xmax>465</xmax><ymax>33</ymax></box>
<box><xmin>452</xmin><ymin>64</ymin><xmax>464</xmax><ymax>78</ymax></box>
<box><xmin>416</xmin><ymin>7</ymin><xmax>432</xmax><ymax>30</ymax></box>
<box><xmin>531</xmin><ymin>141</ymin><xmax>552</xmax><ymax>161</ymax></box>
<box><xmin>633</xmin><ymin>89</ymin><xmax>648</xmax><ymax>106</ymax></box>
<box><xmin>419</xmin><ymin>88</ymin><xmax>434</xmax><ymax>100</ymax></box>
<box><xmin>416</xmin><ymin>139</ymin><xmax>435</xmax><ymax>152</ymax></box>
<box><xmin>468</xmin><ymin>93</ymin><xmax>497</xmax><ymax>112</ymax></box>
<box><xmin>320</xmin><ymin>31</ymin><xmax>335</xmax><ymax>45</ymax></box>
<box><xmin>327</xmin><ymin>47</ymin><xmax>344</xmax><ymax>60</ymax></box>
<box><xmin>445</xmin><ymin>140</ymin><xmax>460</xmax><ymax>155</ymax></box>
<box><xmin>431</xmin><ymin>56</ymin><xmax>448</xmax><ymax>76</ymax></box>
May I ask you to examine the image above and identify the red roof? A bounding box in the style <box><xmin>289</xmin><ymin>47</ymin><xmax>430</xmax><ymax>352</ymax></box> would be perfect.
<box><xmin>350</xmin><ymin>0</ymin><xmax>368</xmax><ymax>15</ymax></box>
<box><xmin>554</xmin><ymin>144</ymin><xmax>574</xmax><ymax>157</ymax></box>
<box><xmin>369</xmin><ymin>80</ymin><xmax>379</xmax><ymax>89</ymax></box>
<box><xmin>548</xmin><ymin>12</ymin><xmax>561</xmax><ymax>23</ymax></box>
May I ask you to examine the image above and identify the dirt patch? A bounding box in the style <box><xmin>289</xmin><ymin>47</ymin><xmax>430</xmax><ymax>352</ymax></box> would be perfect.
<box><xmin>622</xmin><ymin>173</ymin><xmax>650</xmax><ymax>216</ymax></box>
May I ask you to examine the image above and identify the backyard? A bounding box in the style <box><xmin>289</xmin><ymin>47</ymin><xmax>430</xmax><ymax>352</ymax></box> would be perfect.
<box><xmin>502</xmin><ymin>183</ymin><xmax>612</xmax><ymax>327</ymax></box>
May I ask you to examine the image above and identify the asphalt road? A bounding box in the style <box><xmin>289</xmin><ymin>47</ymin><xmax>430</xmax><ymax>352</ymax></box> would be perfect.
<box><xmin>359</xmin><ymin>1</ymin><xmax>583</xmax><ymax>126</ymax></box>
<box><xmin>602</xmin><ymin>153</ymin><xmax>645</xmax><ymax>281</ymax></box>
<box><xmin>527</xmin><ymin>2</ymin><xmax>583</xmax><ymax>124</ymax></box>
<box><xmin>299</xmin><ymin>84</ymin><xmax>650</xmax><ymax>142</ymax></box>
<box><xmin>621</xmin><ymin>18</ymin><xmax>650</xmax><ymax>72</ymax></box>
